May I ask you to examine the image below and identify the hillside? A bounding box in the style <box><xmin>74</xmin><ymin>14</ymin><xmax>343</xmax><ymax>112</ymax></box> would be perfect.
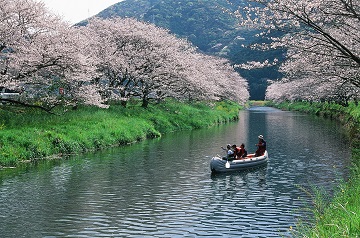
<box><xmin>94</xmin><ymin>0</ymin><xmax>285</xmax><ymax>100</ymax></box>
<box><xmin>96</xmin><ymin>0</ymin><xmax>242</xmax><ymax>53</ymax></box>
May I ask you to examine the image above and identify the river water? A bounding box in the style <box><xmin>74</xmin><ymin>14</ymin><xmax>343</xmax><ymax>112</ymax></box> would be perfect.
<box><xmin>0</xmin><ymin>107</ymin><xmax>352</xmax><ymax>237</ymax></box>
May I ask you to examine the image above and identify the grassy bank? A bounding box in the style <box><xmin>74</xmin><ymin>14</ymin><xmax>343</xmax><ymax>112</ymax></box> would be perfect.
<box><xmin>268</xmin><ymin>101</ymin><xmax>360</xmax><ymax>237</ymax></box>
<box><xmin>0</xmin><ymin>100</ymin><xmax>242</xmax><ymax>167</ymax></box>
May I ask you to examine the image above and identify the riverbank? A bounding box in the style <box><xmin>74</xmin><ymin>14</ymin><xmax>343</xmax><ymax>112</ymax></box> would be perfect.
<box><xmin>268</xmin><ymin>101</ymin><xmax>360</xmax><ymax>237</ymax></box>
<box><xmin>0</xmin><ymin>100</ymin><xmax>242</xmax><ymax>167</ymax></box>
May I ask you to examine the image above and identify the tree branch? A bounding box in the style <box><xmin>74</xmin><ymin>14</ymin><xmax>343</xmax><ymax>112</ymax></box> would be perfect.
<box><xmin>0</xmin><ymin>98</ymin><xmax>59</xmax><ymax>114</ymax></box>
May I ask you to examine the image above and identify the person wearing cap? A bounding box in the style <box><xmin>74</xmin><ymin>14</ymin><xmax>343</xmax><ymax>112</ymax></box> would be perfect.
<box><xmin>255</xmin><ymin>135</ymin><xmax>266</xmax><ymax>156</ymax></box>
<box><xmin>221</xmin><ymin>144</ymin><xmax>234</xmax><ymax>160</ymax></box>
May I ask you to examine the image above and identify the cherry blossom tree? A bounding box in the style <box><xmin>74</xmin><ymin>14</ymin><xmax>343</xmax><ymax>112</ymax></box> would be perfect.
<box><xmin>231</xmin><ymin>0</ymin><xmax>360</xmax><ymax>103</ymax></box>
<box><xmin>0</xmin><ymin>0</ymin><xmax>106</xmax><ymax>111</ymax></box>
<box><xmin>1</xmin><ymin>1</ymin><xmax>249</xmax><ymax>111</ymax></box>
<box><xmin>82</xmin><ymin>17</ymin><xmax>195</xmax><ymax>108</ymax></box>
<box><xmin>178</xmin><ymin>53</ymin><xmax>249</xmax><ymax>103</ymax></box>
<box><xmin>83</xmin><ymin>17</ymin><xmax>249</xmax><ymax>107</ymax></box>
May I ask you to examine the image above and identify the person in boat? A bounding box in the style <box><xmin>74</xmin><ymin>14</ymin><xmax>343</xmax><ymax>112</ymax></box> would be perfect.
<box><xmin>255</xmin><ymin>135</ymin><xmax>266</xmax><ymax>156</ymax></box>
<box><xmin>232</xmin><ymin>144</ymin><xmax>241</xmax><ymax>159</ymax></box>
<box><xmin>221</xmin><ymin>144</ymin><xmax>234</xmax><ymax>160</ymax></box>
<box><xmin>238</xmin><ymin>143</ymin><xmax>248</xmax><ymax>159</ymax></box>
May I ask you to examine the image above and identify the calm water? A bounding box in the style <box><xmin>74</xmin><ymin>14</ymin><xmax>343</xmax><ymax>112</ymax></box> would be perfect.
<box><xmin>0</xmin><ymin>107</ymin><xmax>351</xmax><ymax>237</ymax></box>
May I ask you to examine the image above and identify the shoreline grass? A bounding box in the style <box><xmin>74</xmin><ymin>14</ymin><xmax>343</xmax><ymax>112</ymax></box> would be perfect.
<box><xmin>267</xmin><ymin>101</ymin><xmax>360</xmax><ymax>237</ymax></box>
<box><xmin>0</xmin><ymin>100</ymin><xmax>242</xmax><ymax>167</ymax></box>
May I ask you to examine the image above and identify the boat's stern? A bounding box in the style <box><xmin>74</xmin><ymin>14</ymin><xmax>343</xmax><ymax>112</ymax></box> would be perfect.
<box><xmin>210</xmin><ymin>156</ymin><xmax>225</xmax><ymax>173</ymax></box>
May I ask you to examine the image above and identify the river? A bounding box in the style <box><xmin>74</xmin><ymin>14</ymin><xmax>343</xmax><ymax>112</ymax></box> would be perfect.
<box><xmin>0</xmin><ymin>107</ymin><xmax>351</xmax><ymax>237</ymax></box>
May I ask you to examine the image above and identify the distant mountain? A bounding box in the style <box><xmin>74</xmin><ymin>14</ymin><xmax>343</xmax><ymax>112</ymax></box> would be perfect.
<box><xmin>96</xmin><ymin>0</ymin><xmax>243</xmax><ymax>53</ymax></box>
<box><xmin>94</xmin><ymin>0</ymin><xmax>285</xmax><ymax>100</ymax></box>
<box><xmin>96</xmin><ymin>0</ymin><xmax>155</xmax><ymax>19</ymax></box>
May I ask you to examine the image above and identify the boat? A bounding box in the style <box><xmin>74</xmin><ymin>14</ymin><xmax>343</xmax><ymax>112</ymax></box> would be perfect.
<box><xmin>210</xmin><ymin>150</ymin><xmax>268</xmax><ymax>173</ymax></box>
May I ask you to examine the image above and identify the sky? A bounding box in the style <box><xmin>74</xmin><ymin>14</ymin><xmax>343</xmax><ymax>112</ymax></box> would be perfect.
<box><xmin>37</xmin><ymin>0</ymin><xmax>123</xmax><ymax>24</ymax></box>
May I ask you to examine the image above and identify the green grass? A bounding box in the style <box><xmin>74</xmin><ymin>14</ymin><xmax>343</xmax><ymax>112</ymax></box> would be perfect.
<box><xmin>248</xmin><ymin>100</ymin><xmax>269</xmax><ymax>107</ymax></box>
<box><xmin>0</xmin><ymin>99</ymin><xmax>242</xmax><ymax>167</ymax></box>
<box><xmin>298</xmin><ymin>164</ymin><xmax>360</xmax><ymax>237</ymax></box>
<box><xmin>268</xmin><ymin>100</ymin><xmax>360</xmax><ymax>237</ymax></box>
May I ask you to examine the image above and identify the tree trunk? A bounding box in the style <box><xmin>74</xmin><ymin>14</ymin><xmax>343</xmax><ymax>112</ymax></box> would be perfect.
<box><xmin>141</xmin><ymin>97</ymin><xmax>149</xmax><ymax>108</ymax></box>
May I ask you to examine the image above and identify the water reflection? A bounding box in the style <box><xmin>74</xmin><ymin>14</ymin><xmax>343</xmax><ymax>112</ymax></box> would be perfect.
<box><xmin>0</xmin><ymin>107</ymin><xmax>351</xmax><ymax>238</ymax></box>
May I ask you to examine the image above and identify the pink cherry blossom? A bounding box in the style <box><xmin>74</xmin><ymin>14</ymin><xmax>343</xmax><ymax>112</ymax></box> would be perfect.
<box><xmin>231</xmin><ymin>0</ymin><xmax>359</xmax><ymax>103</ymax></box>
<box><xmin>1</xmin><ymin>0</ymin><xmax>249</xmax><ymax>110</ymax></box>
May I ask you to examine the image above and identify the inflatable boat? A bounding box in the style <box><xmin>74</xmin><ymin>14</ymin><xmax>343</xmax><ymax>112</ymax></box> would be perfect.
<box><xmin>210</xmin><ymin>150</ymin><xmax>268</xmax><ymax>173</ymax></box>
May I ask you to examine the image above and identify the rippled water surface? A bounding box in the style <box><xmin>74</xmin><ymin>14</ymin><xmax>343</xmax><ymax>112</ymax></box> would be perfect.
<box><xmin>0</xmin><ymin>107</ymin><xmax>351</xmax><ymax>237</ymax></box>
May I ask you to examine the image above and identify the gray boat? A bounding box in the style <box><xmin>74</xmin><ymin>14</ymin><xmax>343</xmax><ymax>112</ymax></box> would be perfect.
<box><xmin>210</xmin><ymin>150</ymin><xmax>268</xmax><ymax>173</ymax></box>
